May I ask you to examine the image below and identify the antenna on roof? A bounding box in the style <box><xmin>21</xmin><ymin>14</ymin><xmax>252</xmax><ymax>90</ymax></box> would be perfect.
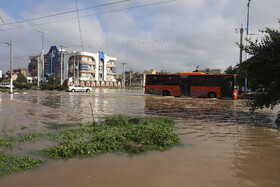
<box><xmin>193</xmin><ymin>65</ymin><xmax>199</xmax><ymax>72</ymax></box>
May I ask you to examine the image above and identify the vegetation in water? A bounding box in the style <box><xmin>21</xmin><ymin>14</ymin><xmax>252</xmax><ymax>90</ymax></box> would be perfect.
<box><xmin>0</xmin><ymin>150</ymin><xmax>44</xmax><ymax>177</ymax></box>
<box><xmin>0</xmin><ymin>136</ymin><xmax>15</xmax><ymax>147</ymax></box>
<box><xmin>0</xmin><ymin>115</ymin><xmax>180</xmax><ymax>176</ymax></box>
<box><xmin>44</xmin><ymin>116</ymin><xmax>179</xmax><ymax>159</ymax></box>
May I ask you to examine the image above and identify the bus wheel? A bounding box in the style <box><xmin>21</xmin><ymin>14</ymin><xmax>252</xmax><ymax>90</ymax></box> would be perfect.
<box><xmin>208</xmin><ymin>92</ymin><xmax>216</xmax><ymax>98</ymax></box>
<box><xmin>163</xmin><ymin>90</ymin><xmax>170</xmax><ymax>96</ymax></box>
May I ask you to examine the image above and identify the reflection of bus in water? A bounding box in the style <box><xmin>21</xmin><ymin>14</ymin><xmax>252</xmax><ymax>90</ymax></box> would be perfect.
<box><xmin>145</xmin><ymin>72</ymin><xmax>238</xmax><ymax>99</ymax></box>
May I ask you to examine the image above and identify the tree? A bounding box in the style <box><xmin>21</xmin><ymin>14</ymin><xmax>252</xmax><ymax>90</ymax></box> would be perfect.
<box><xmin>241</xmin><ymin>28</ymin><xmax>280</xmax><ymax>111</ymax></box>
<box><xmin>16</xmin><ymin>74</ymin><xmax>27</xmax><ymax>84</ymax></box>
<box><xmin>48</xmin><ymin>74</ymin><xmax>59</xmax><ymax>85</ymax></box>
<box><xmin>224</xmin><ymin>65</ymin><xmax>236</xmax><ymax>74</ymax></box>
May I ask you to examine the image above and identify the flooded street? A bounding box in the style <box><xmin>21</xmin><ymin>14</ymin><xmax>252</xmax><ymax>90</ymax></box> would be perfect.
<box><xmin>0</xmin><ymin>89</ymin><xmax>280</xmax><ymax>187</ymax></box>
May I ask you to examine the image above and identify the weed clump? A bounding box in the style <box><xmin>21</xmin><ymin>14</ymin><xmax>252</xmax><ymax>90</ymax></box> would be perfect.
<box><xmin>0</xmin><ymin>136</ymin><xmax>17</xmax><ymax>147</ymax></box>
<box><xmin>0</xmin><ymin>115</ymin><xmax>180</xmax><ymax>176</ymax></box>
<box><xmin>0</xmin><ymin>150</ymin><xmax>44</xmax><ymax>177</ymax></box>
<box><xmin>43</xmin><ymin>116</ymin><xmax>180</xmax><ymax>159</ymax></box>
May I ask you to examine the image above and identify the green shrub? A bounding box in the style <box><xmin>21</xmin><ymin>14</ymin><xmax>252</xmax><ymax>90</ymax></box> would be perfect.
<box><xmin>13</xmin><ymin>82</ymin><xmax>33</xmax><ymax>89</ymax></box>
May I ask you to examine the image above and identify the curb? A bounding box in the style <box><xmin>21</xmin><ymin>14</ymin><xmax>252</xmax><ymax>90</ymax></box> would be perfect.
<box><xmin>1</xmin><ymin>92</ymin><xmax>27</xmax><ymax>94</ymax></box>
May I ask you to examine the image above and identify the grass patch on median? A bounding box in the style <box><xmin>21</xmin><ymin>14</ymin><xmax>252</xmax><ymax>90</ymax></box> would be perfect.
<box><xmin>0</xmin><ymin>115</ymin><xmax>180</xmax><ymax>176</ymax></box>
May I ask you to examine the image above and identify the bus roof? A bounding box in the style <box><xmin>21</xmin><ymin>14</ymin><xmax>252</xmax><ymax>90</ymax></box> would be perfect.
<box><xmin>146</xmin><ymin>72</ymin><xmax>236</xmax><ymax>77</ymax></box>
<box><xmin>179</xmin><ymin>72</ymin><xmax>205</xmax><ymax>75</ymax></box>
<box><xmin>180</xmin><ymin>72</ymin><xmax>237</xmax><ymax>76</ymax></box>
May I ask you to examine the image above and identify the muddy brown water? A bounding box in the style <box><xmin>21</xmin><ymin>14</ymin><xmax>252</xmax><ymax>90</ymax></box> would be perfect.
<box><xmin>0</xmin><ymin>89</ymin><xmax>280</xmax><ymax>187</ymax></box>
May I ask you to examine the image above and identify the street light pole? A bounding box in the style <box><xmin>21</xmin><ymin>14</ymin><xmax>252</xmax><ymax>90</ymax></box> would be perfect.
<box><xmin>0</xmin><ymin>41</ymin><xmax>12</xmax><ymax>93</ymax></box>
<box><xmin>37</xmin><ymin>56</ymin><xmax>40</xmax><ymax>87</ymax></box>
<box><xmin>38</xmin><ymin>30</ymin><xmax>48</xmax><ymax>84</ymax></box>
<box><xmin>121</xmin><ymin>62</ymin><xmax>127</xmax><ymax>89</ymax></box>
<box><xmin>244</xmin><ymin>0</ymin><xmax>251</xmax><ymax>94</ymax></box>
<box><xmin>60</xmin><ymin>45</ymin><xmax>67</xmax><ymax>85</ymax></box>
<box><xmin>130</xmin><ymin>68</ymin><xmax>132</xmax><ymax>88</ymax></box>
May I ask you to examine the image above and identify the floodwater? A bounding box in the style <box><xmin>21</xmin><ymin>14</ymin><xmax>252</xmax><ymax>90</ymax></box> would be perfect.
<box><xmin>0</xmin><ymin>89</ymin><xmax>280</xmax><ymax>187</ymax></box>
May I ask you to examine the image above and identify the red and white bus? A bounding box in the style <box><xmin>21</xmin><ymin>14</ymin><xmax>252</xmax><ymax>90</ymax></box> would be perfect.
<box><xmin>145</xmin><ymin>72</ymin><xmax>238</xmax><ymax>99</ymax></box>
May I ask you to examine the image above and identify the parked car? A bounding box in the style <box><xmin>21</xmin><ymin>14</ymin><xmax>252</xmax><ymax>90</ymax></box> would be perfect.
<box><xmin>68</xmin><ymin>85</ymin><xmax>92</xmax><ymax>92</ymax></box>
<box><xmin>0</xmin><ymin>82</ymin><xmax>14</xmax><ymax>89</ymax></box>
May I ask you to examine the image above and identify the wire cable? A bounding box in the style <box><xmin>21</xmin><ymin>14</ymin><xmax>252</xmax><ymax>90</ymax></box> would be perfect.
<box><xmin>0</xmin><ymin>29</ymin><xmax>236</xmax><ymax>61</ymax></box>
<box><xmin>75</xmin><ymin>0</ymin><xmax>84</xmax><ymax>52</ymax></box>
<box><xmin>0</xmin><ymin>0</ymin><xmax>177</xmax><ymax>31</ymax></box>
<box><xmin>0</xmin><ymin>0</ymin><xmax>130</xmax><ymax>27</ymax></box>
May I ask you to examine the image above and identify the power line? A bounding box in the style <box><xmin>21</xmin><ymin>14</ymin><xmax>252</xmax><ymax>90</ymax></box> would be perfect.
<box><xmin>85</xmin><ymin>29</ymin><xmax>236</xmax><ymax>48</ymax></box>
<box><xmin>75</xmin><ymin>0</ymin><xmax>84</xmax><ymax>52</ymax></box>
<box><xmin>0</xmin><ymin>0</ymin><xmax>177</xmax><ymax>32</ymax></box>
<box><xmin>0</xmin><ymin>29</ymin><xmax>236</xmax><ymax>61</ymax></box>
<box><xmin>0</xmin><ymin>0</ymin><xmax>130</xmax><ymax>27</ymax></box>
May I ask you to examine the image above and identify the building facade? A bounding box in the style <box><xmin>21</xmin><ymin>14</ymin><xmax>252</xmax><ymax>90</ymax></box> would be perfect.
<box><xmin>28</xmin><ymin>46</ymin><xmax>118</xmax><ymax>86</ymax></box>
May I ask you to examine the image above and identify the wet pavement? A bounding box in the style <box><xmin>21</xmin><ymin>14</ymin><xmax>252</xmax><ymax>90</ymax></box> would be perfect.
<box><xmin>0</xmin><ymin>89</ymin><xmax>280</xmax><ymax>187</ymax></box>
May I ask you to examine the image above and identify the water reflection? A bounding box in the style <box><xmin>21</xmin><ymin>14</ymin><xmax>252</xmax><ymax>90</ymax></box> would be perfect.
<box><xmin>144</xmin><ymin>96</ymin><xmax>276</xmax><ymax>127</ymax></box>
<box><xmin>0</xmin><ymin>90</ymin><xmax>280</xmax><ymax>187</ymax></box>
<box><xmin>233</xmin><ymin>127</ymin><xmax>280</xmax><ymax>186</ymax></box>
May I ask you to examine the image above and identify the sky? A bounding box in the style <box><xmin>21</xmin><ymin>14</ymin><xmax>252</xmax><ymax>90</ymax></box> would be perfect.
<box><xmin>0</xmin><ymin>0</ymin><xmax>279</xmax><ymax>74</ymax></box>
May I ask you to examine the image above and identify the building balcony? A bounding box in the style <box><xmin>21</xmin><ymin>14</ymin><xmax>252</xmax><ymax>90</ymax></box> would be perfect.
<box><xmin>107</xmin><ymin>63</ymin><xmax>115</xmax><ymax>68</ymax></box>
<box><xmin>88</xmin><ymin>61</ymin><xmax>96</xmax><ymax>65</ymax></box>
<box><xmin>69</xmin><ymin>60</ymin><xmax>96</xmax><ymax>65</ymax></box>
<box><xmin>80</xmin><ymin>70</ymin><xmax>95</xmax><ymax>73</ymax></box>
<box><xmin>107</xmin><ymin>71</ymin><xmax>116</xmax><ymax>75</ymax></box>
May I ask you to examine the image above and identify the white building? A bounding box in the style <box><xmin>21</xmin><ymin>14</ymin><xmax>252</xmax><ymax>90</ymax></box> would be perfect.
<box><xmin>28</xmin><ymin>46</ymin><xmax>118</xmax><ymax>86</ymax></box>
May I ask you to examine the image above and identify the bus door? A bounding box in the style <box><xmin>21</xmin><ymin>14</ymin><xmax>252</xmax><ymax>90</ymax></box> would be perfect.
<box><xmin>221</xmin><ymin>76</ymin><xmax>234</xmax><ymax>98</ymax></box>
<box><xmin>180</xmin><ymin>75</ymin><xmax>190</xmax><ymax>96</ymax></box>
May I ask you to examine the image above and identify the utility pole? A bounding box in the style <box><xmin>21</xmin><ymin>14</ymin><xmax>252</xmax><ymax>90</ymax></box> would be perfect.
<box><xmin>77</xmin><ymin>57</ymin><xmax>80</xmax><ymax>85</ymax></box>
<box><xmin>140</xmin><ymin>76</ymin><xmax>143</xmax><ymax>89</ymax></box>
<box><xmin>244</xmin><ymin>0</ymin><xmax>251</xmax><ymax>94</ymax></box>
<box><xmin>37</xmin><ymin>56</ymin><xmax>40</xmax><ymax>87</ymax></box>
<box><xmin>73</xmin><ymin>58</ymin><xmax>76</xmax><ymax>85</ymax></box>
<box><xmin>239</xmin><ymin>24</ymin><xmax>244</xmax><ymax>64</ymax></box>
<box><xmin>121</xmin><ymin>62</ymin><xmax>127</xmax><ymax>89</ymax></box>
<box><xmin>60</xmin><ymin>45</ymin><xmax>67</xmax><ymax>85</ymax></box>
<box><xmin>9</xmin><ymin>40</ymin><xmax>13</xmax><ymax>93</ymax></box>
<box><xmin>0</xmin><ymin>40</ymin><xmax>12</xmax><ymax>92</ymax></box>
<box><xmin>38</xmin><ymin>30</ymin><xmax>48</xmax><ymax>84</ymax></box>
<box><xmin>130</xmin><ymin>68</ymin><xmax>132</xmax><ymax>88</ymax></box>
<box><xmin>278</xmin><ymin>18</ymin><xmax>280</xmax><ymax>30</ymax></box>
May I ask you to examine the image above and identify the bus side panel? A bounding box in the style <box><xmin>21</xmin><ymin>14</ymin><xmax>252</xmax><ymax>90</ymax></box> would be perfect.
<box><xmin>145</xmin><ymin>85</ymin><xmax>180</xmax><ymax>96</ymax></box>
<box><xmin>190</xmin><ymin>86</ymin><xmax>221</xmax><ymax>98</ymax></box>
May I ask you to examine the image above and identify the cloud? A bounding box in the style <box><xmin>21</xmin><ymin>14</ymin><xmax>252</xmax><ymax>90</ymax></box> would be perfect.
<box><xmin>0</xmin><ymin>0</ymin><xmax>279</xmax><ymax>74</ymax></box>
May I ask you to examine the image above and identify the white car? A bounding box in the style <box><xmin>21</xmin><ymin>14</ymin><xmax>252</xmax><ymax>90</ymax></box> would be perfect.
<box><xmin>68</xmin><ymin>85</ymin><xmax>92</xmax><ymax>92</ymax></box>
<box><xmin>0</xmin><ymin>82</ymin><xmax>14</xmax><ymax>89</ymax></box>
